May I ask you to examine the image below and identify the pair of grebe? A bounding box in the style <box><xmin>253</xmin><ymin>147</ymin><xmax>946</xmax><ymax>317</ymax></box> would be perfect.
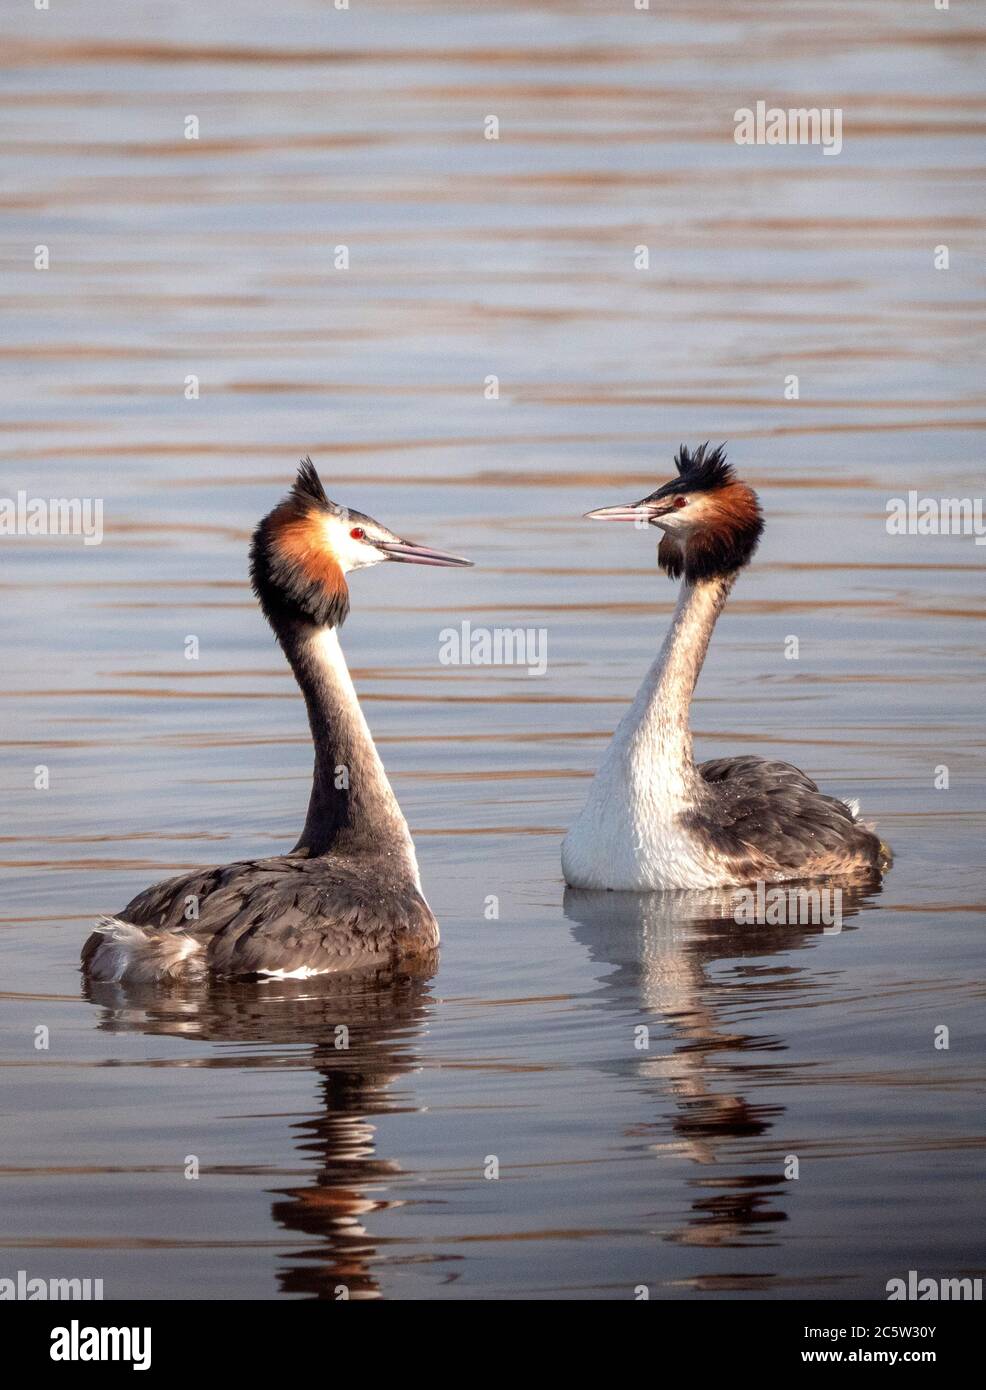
<box><xmin>83</xmin><ymin>448</ymin><xmax>890</xmax><ymax>984</ymax></box>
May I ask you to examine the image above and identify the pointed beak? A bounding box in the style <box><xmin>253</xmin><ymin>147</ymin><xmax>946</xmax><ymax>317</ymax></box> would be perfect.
<box><xmin>377</xmin><ymin>538</ymin><xmax>473</xmax><ymax>568</ymax></box>
<box><xmin>584</xmin><ymin>500</ymin><xmax>673</xmax><ymax>523</ymax></box>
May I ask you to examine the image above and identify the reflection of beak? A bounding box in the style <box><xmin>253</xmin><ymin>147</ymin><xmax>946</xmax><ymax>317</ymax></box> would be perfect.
<box><xmin>377</xmin><ymin>539</ymin><xmax>473</xmax><ymax>567</ymax></box>
<box><xmin>584</xmin><ymin>499</ymin><xmax>674</xmax><ymax>523</ymax></box>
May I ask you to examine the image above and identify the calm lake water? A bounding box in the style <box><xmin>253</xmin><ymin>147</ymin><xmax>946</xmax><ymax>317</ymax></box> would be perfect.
<box><xmin>1</xmin><ymin>1</ymin><xmax>984</xmax><ymax>1299</ymax></box>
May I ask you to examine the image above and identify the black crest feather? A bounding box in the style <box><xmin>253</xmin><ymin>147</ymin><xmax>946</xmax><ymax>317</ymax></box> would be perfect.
<box><xmin>290</xmin><ymin>456</ymin><xmax>330</xmax><ymax>511</ymax></box>
<box><xmin>672</xmin><ymin>442</ymin><xmax>733</xmax><ymax>493</ymax></box>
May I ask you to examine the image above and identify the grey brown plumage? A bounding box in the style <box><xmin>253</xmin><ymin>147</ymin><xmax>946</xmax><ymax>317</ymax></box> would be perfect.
<box><xmin>81</xmin><ymin>854</ymin><xmax>438</xmax><ymax>983</ymax></box>
<box><xmin>688</xmin><ymin>755</ymin><xmax>891</xmax><ymax>881</ymax></box>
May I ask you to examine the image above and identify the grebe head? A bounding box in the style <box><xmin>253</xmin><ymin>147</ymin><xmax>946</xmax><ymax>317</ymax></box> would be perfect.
<box><xmin>251</xmin><ymin>457</ymin><xmax>472</xmax><ymax>628</ymax></box>
<box><xmin>584</xmin><ymin>443</ymin><xmax>763</xmax><ymax>583</ymax></box>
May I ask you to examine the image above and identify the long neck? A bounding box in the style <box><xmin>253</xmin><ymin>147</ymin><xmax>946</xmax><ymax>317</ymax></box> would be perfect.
<box><xmin>276</xmin><ymin>618</ymin><xmax>418</xmax><ymax>871</ymax></box>
<box><xmin>622</xmin><ymin>573</ymin><xmax>734</xmax><ymax>793</ymax></box>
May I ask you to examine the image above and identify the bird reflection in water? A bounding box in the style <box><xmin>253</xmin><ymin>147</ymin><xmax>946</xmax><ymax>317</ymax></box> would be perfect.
<box><xmin>563</xmin><ymin>875</ymin><xmax>883</xmax><ymax>1256</ymax></box>
<box><xmin>84</xmin><ymin>954</ymin><xmax>437</xmax><ymax>1299</ymax></box>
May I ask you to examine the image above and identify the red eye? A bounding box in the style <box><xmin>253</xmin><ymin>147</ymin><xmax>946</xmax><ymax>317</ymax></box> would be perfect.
<box><xmin>672</xmin><ymin>496</ymin><xmax>688</xmax><ymax>510</ymax></box>
<box><xmin>350</xmin><ymin>526</ymin><xmax>365</xmax><ymax>540</ymax></box>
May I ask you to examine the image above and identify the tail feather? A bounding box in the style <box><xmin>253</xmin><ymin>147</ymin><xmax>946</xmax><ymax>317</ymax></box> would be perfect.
<box><xmin>82</xmin><ymin>915</ymin><xmax>203</xmax><ymax>984</ymax></box>
<box><xmin>842</xmin><ymin>798</ymin><xmax>893</xmax><ymax>874</ymax></box>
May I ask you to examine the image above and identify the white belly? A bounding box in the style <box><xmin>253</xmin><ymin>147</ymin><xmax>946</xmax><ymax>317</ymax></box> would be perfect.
<box><xmin>562</xmin><ymin>577</ymin><xmax>737</xmax><ymax>891</ymax></box>
<box><xmin>561</xmin><ymin>753</ymin><xmax>728</xmax><ymax>891</ymax></box>
<box><xmin>562</xmin><ymin>808</ymin><xmax>725</xmax><ymax>891</ymax></box>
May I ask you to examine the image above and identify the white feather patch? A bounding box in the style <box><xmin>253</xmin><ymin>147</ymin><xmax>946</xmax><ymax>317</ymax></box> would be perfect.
<box><xmin>87</xmin><ymin>915</ymin><xmax>201</xmax><ymax>983</ymax></box>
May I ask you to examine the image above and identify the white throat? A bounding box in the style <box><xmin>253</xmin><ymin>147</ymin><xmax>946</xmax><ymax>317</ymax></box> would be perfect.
<box><xmin>293</xmin><ymin>625</ymin><xmax>421</xmax><ymax>884</ymax></box>
<box><xmin>561</xmin><ymin>575</ymin><xmax>733</xmax><ymax>890</ymax></box>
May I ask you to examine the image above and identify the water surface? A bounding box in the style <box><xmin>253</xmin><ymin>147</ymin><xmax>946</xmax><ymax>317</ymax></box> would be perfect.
<box><xmin>0</xmin><ymin>0</ymin><xmax>984</xmax><ymax>1299</ymax></box>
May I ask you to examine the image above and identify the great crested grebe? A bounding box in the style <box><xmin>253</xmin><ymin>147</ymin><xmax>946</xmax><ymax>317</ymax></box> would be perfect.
<box><xmin>561</xmin><ymin>444</ymin><xmax>891</xmax><ymax>892</ymax></box>
<box><xmin>82</xmin><ymin>459</ymin><xmax>471</xmax><ymax>983</ymax></box>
